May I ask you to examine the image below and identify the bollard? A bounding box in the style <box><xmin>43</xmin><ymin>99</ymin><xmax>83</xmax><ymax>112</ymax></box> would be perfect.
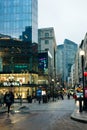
<box><xmin>79</xmin><ymin>96</ymin><xmax>82</xmax><ymax>112</ymax></box>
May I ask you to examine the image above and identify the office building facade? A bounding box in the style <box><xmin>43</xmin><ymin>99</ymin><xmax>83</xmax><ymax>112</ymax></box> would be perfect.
<box><xmin>38</xmin><ymin>27</ymin><xmax>57</xmax><ymax>79</ymax></box>
<box><xmin>0</xmin><ymin>0</ymin><xmax>38</xmax><ymax>43</ymax></box>
<box><xmin>56</xmin><ymin>44</ymin><xmax>64</xmax><ymax>82</ymax></box>
<box><xmin>63</xmin><ymin>39</ymin><xmax>78</xmax><ymax>86</ymax></box>
<box><xmin>0</xmin><ymin>0</ymin><xmax>38</xmax><ymax>73</ymax></box>
<box><xmin>0</xmin><ymin>0</ymin><xmax>38</xmax><ymax>98</ymax></box>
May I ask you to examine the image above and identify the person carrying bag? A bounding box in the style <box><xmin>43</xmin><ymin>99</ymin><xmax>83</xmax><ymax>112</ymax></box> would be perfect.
<box><xmin>4</xmin><ymin>91</ymin><xmax>14</xmax><ymax>114</ymax></box>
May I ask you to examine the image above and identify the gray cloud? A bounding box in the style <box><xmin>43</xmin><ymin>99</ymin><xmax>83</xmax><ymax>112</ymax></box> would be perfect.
<box><xmin>38</xmin><ymin>0</ymin><xmax>87</xmax><ymax>44</ymax></box>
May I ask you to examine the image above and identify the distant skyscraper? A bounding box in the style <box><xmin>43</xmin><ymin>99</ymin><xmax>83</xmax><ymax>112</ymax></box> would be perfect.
<box><xmin>0</xmin><ymin>0</ymin><xmax>38</xmax><ymax>43</ymax></box>
<box><xmin>56</xmin><ymin>44</ymin><xmax>64</xmax><ymax>81</ymax></box>
<box><xmin>63</xmin><ymin>39</ymin><xmax>78</xmax><ymax>83</ymax></box>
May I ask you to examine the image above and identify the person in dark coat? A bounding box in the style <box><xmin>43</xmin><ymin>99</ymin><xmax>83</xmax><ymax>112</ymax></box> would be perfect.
<box><xmin>4</xmin><ymin>91</ymin><xmax>14</xmax><ymax>113</ymax></box>
<box><xmin>67</xmin><ymin>92</ymin><xmax>70</xmax><ymax>99</ymax></box>
<box><xmin>36</xmin><ymin>88</ymin><xmax>42</xmax><ymax>104</ymax></box>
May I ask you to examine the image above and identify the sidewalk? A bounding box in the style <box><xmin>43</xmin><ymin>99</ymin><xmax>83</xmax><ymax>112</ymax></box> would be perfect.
<box><xmin>71</xmin><ymin>101</ymin><xmax>87</xmax><ymax>123</ymax></box>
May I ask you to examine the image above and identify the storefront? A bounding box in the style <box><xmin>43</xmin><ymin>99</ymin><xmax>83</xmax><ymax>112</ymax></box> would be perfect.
<box><xmin>0</xmin><ymin>73</ymin><xmax>38</xmax><ymax>98</ymax></box>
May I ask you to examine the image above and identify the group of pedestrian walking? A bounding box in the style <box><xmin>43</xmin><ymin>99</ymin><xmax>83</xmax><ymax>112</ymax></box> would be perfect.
<box><xmin>35</xmin><ymin>88</ymin><xmax>65</xmax><ymax>104</ymax></box>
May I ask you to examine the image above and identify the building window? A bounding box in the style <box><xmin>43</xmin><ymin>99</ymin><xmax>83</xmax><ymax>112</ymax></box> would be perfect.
<box><xmin>86</xmin><ymin>39</ymin><xmax>87</xmax><ymax>44</ymax></box>
<box><xmin>45</xmin><ymin>48</ymin><xmax>49</xmax><ymax>51</ymax></box>
<box><xmin>50</xmin><ymin>31</ymin><xmax>52</xmax><ymax>36</ymax></box>
<box><xmin>45</xmin><ymin>40</ymin><xmax>49</xmax><ymax>44</ymax></box>
<box><xmin>45</xmin><ymin>33</ymin><xmax>49</xmax><ymax>37</ymax></box>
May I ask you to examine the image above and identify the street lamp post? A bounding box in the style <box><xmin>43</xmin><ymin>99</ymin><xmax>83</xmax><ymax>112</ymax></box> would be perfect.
<box><xmin>52</xmin><ymin>79</ymin><xmax>54</xmax><ymax>101</ymax></box>
<box><xmin>80</xmin><ymin>50</ymin><xmax>85</xmax><ymax>110</ymax></box>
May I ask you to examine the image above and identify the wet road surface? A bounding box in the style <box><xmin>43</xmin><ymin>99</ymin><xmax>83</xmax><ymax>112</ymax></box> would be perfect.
<box><xmin>0</xmin><ymin>97</ymin><xmax>87</xmax><ymax>130</ymax></box>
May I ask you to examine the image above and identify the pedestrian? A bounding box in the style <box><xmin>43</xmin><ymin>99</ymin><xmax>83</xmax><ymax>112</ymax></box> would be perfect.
<box><xmin>36</xmin><ymin>87</ymin><xmax>42</xmax><ymax>104</ymax></box>
<box><xmin>19</xmin><ymin>94</ymin><xmax>22</xmax><ymax>105</ymax></box>
<box><xmin>73</xmin><ymin>93</ymin><xmax>77</xmax><ymax>103</ymax></box>
<box><xmin>4</xmin><ymin>91</ymin><xmax>14</xmax><ymax>114</ymax></box>
<box><xmin>27</xmin><ymin>95</ymin><xmax>32</xmax><ymax>103</ymax></box>
<box><xmin>67</xmin><ymin>92</ymin><xmax>70</xmax><ymax>99</ymax></box>
<box><xmin>60</xmin><ymin>91</ymin><xmax>64</xmax><ymax>100</ymax></box>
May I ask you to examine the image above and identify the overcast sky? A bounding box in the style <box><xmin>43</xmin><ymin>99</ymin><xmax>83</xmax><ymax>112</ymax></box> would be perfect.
<box><xmin>38</xmin><ymin>0</ymin><xmax>87</xmax><ymax>45</ymax></box>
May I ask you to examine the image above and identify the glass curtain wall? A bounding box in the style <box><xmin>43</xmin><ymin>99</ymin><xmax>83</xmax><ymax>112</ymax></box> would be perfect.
<box><xmin>0</xmin><ymin>0</ymin><xmax>38</xmax><ymax>43</ymax></box>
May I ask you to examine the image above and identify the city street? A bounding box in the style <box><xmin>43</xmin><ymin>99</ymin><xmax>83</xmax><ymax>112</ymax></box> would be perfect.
<box><xmin>0</xmin><ymin>1</ymin><xmax>87</xmax><ymax>130</ymax></box>
<box><xmin>0</xmin><ymin>97</ymin><xmax>87</xmax><ymax>130</ymax></box>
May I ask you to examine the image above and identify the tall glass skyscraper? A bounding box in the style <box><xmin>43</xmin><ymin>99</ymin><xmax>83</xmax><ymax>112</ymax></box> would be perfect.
<box><xmin>56</xmin><ymin>45</ymin><xmax>64</xmax><ymax>81</ymax></box>
<box><xmin>63</xmin><ymin>39</ymin><xmax>78</xmax><ymax>83</ymax></box>
<box><xmin>0</xmin><ymin>0</ymin><xmax>38</xmax><ymax>43</ymax></box>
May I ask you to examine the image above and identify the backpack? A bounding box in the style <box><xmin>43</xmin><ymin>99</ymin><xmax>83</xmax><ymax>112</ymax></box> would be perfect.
<box><xmin>5</xmin><ymin>94</ymin><xmax>11</xmax><ymax>103</ymax></box>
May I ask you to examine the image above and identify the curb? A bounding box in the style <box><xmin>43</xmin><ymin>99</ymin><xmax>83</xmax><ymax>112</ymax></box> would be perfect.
<box><xmin>71</xmin><ymin>112</ymin><xmax>87</xmax><ymax>123</ymax></box>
